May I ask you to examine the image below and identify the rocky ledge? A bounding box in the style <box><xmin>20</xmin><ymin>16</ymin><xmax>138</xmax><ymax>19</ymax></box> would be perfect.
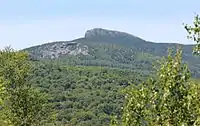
<box><xmin>28</xmin><ymin>42</ymin><xmax>89</xmax><ymax>59</ymax></box>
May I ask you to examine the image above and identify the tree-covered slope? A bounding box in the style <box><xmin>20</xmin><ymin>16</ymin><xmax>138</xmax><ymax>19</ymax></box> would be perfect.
<box><xmin>30</xmin><ymin>61</ymin><xmax>141</xmax><ymax>126</ymax></box>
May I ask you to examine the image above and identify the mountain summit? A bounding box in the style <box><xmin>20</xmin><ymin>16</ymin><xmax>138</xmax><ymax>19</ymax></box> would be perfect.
<box><xmin>84</xmin><ymin>28</ymin><xmax>146</xmax><ymax>45</ymax></box>
<box><xmin>85</xmin><ymin>28</ymin><xmax>141</xmax><ymax>39</ymax></box>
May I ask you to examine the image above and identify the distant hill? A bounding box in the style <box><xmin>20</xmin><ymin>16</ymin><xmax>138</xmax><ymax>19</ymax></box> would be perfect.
<box><xmin>24</xmin><ymin>28</ymin><xmax>200</xmax><ymax>77</ymax></box>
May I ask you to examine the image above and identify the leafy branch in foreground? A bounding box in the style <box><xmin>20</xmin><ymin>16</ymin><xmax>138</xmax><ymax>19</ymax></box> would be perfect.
<box><xmin>0</xmin><ymin>47</ymin><xmax>55</xmax><ymax>126</ymax></box>
<box><xmin>184</xmin><ymin>14</ymin><xmax>200</xmax><ymax>55</ymax></box>
<box><xmin>113</xmin><ymin>48</ymin><xmax>200</xmax><ymax>126</ymax></box>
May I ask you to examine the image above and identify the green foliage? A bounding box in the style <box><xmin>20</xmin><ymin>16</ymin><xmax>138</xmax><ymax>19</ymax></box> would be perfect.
<box><xmin>119</xmin><ymin>48</ymin><xmax>200</xmax><ymax>126</ymax></box>
<box><xmin>0</xmin><ymin>47</ymin><xmax>54</xmax><ymax>126</ymax></box>
<box><xmin>184</xmin><ymin>14</ymin><xmax>200</xmax><ymax>55</ymax></box>
<box><xmin>110</xmin><ymin>116</ymin><xmax>118</xmax><ymax>126</ymax></box>
<box><xmin>29</xmin><ymin>61</ymin><xmax>142</xmax><ymax>126</ymax></box>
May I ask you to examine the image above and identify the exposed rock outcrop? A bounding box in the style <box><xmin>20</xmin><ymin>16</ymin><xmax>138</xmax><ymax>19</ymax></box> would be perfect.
<box><xmin>28</xmin><ymin>42</ymin><xmax>89</xmax><ymax>59</ymax></box>
<box><xmin>85</xmin><ymin>28</ymin><xmax>137</xmax><ymax>39</ymax></box>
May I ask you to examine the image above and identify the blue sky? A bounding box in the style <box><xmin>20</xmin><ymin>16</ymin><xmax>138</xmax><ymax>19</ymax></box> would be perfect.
<box><xmin>0</xmin><ymin>0</ymin><xmax>200</xmax><ymax>49</ymax></box>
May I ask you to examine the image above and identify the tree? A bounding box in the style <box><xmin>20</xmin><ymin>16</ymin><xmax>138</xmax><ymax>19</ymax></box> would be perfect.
<box><xmin>184</xmin><ymin>14</ymin><xmax>200</xmax><ymax>55</ymax></box>
<box><xmin>0</xmin><ymin>47</ymin><xmax>55</xmax><ymax>126</ymax></box>
<box><xmin>114</xmin><ymin>48</ymin><xmax>200</xmax><ymax>126</ymax></box>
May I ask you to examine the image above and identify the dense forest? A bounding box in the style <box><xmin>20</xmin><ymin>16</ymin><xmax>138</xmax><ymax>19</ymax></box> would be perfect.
<box><xmin>30</xmin><ymin>61</ymin><xmax>142</xmax><ymax>125</ymax></box>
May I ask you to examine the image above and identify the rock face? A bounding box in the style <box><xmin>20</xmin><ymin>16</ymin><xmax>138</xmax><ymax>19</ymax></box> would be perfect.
<box><xmin>27</xmin><ymin>42</ymin><xmax>89</xmax><ymax>59</ymax></box>
<box><xmin>85</xmin><ymin>28</ymin><xmax>138</xmax><ymax>39</ymax></box>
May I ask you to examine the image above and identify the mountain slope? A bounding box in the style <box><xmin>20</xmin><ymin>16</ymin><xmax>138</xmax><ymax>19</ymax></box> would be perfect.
<box><xmin>24</xmin><ymin>28</ymin><xmax>200</xmax><ymax>125</ymax></box>
<box><xmin>30</xmin><ymin>62</ymin><xmax>140</xmax><ymax>125</ymax></box>
<box><xmin>24</xmin><ymin>28</ymin><xmax>200</xmax><ymax>77</ymax></box>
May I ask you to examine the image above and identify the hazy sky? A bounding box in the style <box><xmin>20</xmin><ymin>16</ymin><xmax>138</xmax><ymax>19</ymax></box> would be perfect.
<box><xmin>0</xmin><ymin>0</ymin><xmax>200</xmax><ymax>50</ymax></box>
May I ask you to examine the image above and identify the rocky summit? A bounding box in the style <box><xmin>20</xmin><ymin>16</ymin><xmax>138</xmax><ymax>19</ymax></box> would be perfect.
<box><xmin>85</xmin><ymin>28</ymin><xmax>131</xmax><ymax>38</ymax></box>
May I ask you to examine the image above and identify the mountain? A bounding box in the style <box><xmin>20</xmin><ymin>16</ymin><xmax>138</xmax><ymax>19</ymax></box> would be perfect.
<box><xmin>24</xmin><ymin>28</ymin><xmax>200</xmax><ymax>77</ymax></box>
<box><xmin>24</xmin><ymin>28</ymin><xmax>200</xmax><ymax>125</ymax></box>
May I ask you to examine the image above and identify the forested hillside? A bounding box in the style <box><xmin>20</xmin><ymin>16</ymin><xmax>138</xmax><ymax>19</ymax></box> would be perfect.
<box><xmin>30</xmin><ymin>61</ymin><xmax>142</xmax><ymax>125</ymax></box>
<box><xmin>20</xmin><ymin>28</ymin><xmax>200</xmax><ymax>125</ymax></box>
